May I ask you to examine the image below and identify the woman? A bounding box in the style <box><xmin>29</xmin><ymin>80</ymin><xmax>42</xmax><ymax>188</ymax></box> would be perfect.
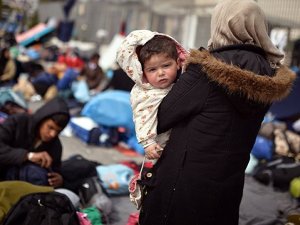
<box><xmin>139</xmin><ymin>0</ymin><xmax>296</xmax><ymax>225</ymax></box>
<box><xmin>0</xmin><ymin>47</ymin><xmax>16</xmax><ymax>86</ymax></box>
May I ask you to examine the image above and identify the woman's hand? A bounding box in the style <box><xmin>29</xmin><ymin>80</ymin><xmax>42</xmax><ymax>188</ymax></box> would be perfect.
<box><xmin>48</xmin><ymin>172</ymin><xmax>63</xmax><ymax>188</ymax></box>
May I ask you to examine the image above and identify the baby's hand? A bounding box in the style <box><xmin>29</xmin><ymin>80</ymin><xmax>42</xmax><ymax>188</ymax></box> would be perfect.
<box><xmin>145</xmin><ymin>143</ymin><xmax>163</xmax><ymax>160</ymax></box>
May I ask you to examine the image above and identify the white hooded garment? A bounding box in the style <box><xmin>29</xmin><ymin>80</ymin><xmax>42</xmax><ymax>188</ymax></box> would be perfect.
<box><xmin>116</xmin><ymin>30</ymin><xmax>188</xmax><ymax>149</ymax></box>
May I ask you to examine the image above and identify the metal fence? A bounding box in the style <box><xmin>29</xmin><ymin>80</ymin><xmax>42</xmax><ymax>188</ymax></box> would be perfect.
<box><xmin>38</xmin><ymin>0</ymin><xmax>300</xmax><ymax>52</ymax></box>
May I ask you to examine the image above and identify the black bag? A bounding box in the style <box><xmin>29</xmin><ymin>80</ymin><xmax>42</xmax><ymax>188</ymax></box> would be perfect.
<box><xmin>273</xmin><ymin>163</ymin><xmax>300</xmax><ymax>190</ymax></box>
<box><xmin>78</xmin><ymin>176</ymin><xmax>112</xmax><ymax>216</ymax></box>
<box><xmin>253</xmin><ymin>156</ymin><xmax>300</xmax><ymax>191</ymax></box>
<box><xmin>78</xmin><ymin>176</ymin><xmax>103</xmax><ymax>205</ymax></box>
<box><xmin>61</xmin><ymin>154</ymin><xmax>100</xmax><ymax>193</ymax></box>
<box><xmin>1</xmin><ymin>192</ymin><xmax>80</xmax><ymax>225</ymax></box>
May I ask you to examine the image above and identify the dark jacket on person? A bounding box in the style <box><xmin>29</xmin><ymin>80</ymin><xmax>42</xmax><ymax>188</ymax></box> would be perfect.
<box><xmin>81</xmin><ymin>64</ymin><xmax>106</xmax><ymax>90</ymax></box>
<box><xmin>31</xmin><ymin>71</ymin><xmax>58</xmax><ymax>96</ymax></box>
<box><xmin>0</xmin><ymin>98</ymin><xmax>70</xmax><ymax>180</ymax></box>
<box><xmin>139</xmin><ymin>44</ymin><xmax>296</xmax><ymax>225</ymax></box>
<box><xmin>103</xmin><ymin>68</ymin><xmax>135</xmax><ymax>92</ymax></box>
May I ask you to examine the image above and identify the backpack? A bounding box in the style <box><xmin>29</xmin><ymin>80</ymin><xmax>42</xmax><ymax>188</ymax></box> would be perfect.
<box><xmin>61</xmin><ymin>154</ymin><xmax>100</xmax><ymax>194</ymax></box>
<box><xmin>1</xmin><ymin>192</ymin><xmax>80</xmax><ymax>225</ymax></box>
<box><xmin>78</xmin><ymin>176</ymin><xmax>112</xmax><ymax>216</ymax></box>
<box><xmin>5</xmin><ymin>162</ymin><xmax>50</xmax><ymax>186</ymax></box>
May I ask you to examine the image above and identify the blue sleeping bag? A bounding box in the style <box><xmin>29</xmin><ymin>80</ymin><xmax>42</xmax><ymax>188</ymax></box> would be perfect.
<box><xmin>81</xmin><ymin>90</ymin><xmax>144</xmax><ymax>154</ymax></box>
<box><xmin>81</xmin><ymin>90</ymin><xmax>134</xmax><ymax>134</ymax></box>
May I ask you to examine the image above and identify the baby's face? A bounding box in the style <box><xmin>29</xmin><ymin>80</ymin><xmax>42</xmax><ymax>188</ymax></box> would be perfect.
<box><xmin>143</xmin><ymin>53</ymin><xmax>179</xmax><ymax>89</ymax></box>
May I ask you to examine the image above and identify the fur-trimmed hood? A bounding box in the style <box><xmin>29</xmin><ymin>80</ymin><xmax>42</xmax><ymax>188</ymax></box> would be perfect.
<box><xmin>186</xmin><ymin>49</ymin><xmax>296</xmax><ymax>104</ymax></box>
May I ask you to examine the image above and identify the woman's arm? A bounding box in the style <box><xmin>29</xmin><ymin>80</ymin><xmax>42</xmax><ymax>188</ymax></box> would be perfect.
<box><xmin>157</xmin><ymin>64</ymin><xmax>211</xmax><ymax>133</ymax></box>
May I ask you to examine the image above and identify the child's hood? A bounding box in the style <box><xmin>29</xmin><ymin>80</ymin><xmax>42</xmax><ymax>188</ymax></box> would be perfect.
<box><xmin>116</xmin><ymin>30</ymin><xmax>188</xmax><ymax>89</ymax></box>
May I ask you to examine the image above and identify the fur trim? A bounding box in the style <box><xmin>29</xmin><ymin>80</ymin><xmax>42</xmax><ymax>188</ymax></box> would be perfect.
<box><xmin>186</xmin><ymin>49</ymin><xmax>296</xmax><ymax>103</ymax></box>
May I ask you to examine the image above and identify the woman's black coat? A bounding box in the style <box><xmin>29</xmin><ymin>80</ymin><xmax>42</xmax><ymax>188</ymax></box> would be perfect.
<box><xmin>139</xmin><ymin>45</ymin><xmax>296</xmax><ymax>225</ymax></box>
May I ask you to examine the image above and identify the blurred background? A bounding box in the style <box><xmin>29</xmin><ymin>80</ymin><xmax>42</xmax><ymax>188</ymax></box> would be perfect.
<box><xmin>38</xmin><ymin>0</ymin><xmax>300</xmax><ymax>62</ymax></box>
<box><xmin>1</xmin><ymin>0</ymin><xmax>300</xmax><ymax>225</ymax></box>
<box><xmin>1</xmin><ymin>0</ymin><xmax>300</xmax><ymax>63</ymax></box>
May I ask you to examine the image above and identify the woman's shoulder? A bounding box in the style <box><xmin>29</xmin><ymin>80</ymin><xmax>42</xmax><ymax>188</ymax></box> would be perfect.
<box><xmin>186</xmin><ymin>46</ymin><xmax>272</xmax><ymax>76</ymax></box>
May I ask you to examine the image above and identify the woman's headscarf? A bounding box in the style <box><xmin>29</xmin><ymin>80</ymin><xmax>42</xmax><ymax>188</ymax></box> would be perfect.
<box><xmin>208</xmin><ymin>0</ymin><xmax>284</xmax><ymax>66</ymax></box>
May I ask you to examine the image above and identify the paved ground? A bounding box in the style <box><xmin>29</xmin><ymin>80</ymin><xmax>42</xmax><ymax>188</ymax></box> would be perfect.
<box><xmin>30</xmin><ymin>100</ymin><xmax>143</xmax><ymax>225</ymax></box>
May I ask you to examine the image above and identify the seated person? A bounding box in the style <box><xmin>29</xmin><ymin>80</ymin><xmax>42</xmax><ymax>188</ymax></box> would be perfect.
<box><xmin>102</xmin><ymin>65</ymin><xmax>134</xmax><ymax>92</ymax></box>
<box><xmin>13</xmin><ymin>62</ymin><xmax>59</xmax><ymax>101</ymax></box>
<box><xmin>56</xmin><ymin>53</ymin><xmax>106</xmax><ymax>102</ymax></box>
<box><xmin>52</xmin><ymin>49</ymin><xmax>84</xmax><ymax>94</ymax></box>
<box><xmin>57</xmin><ymin>49</ymin><xmax>84</xmax><ymax>70</ymax></box>
<box><xmin>80</xmin><ymin>53</ymin><xmax>107</xmax><ymax>92</ymax></box>
<box><xmin>0</xmin><ymin>97</ymin><xmax>70</xmax><ymax>188</ymax></box>
<box><xmin>29</xmin><ymin>63</ymin><xmax>58</xmax><ymax>99</ymax></box>
<box><xmin>0</xmin><ymin>47</ymin><xmax>16</xmax><ymax>86</ymax></box>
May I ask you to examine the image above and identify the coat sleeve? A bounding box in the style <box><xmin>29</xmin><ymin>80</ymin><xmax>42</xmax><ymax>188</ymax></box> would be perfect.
<box><xmin>0</xmin><ymin>116</ymin><xmax>28</xmax><ymax>168</ymax></box>
<box><xmin>157</xmin><ymin>64</ymin><xmax>211</xmax><ymax>133</ymax></box>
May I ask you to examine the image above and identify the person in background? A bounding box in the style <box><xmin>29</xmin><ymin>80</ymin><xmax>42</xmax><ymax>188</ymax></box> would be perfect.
<box><xmin>12</xmin><ymin>62</ymin><xmax>59</xmax><ymax>101</ymax></box>
<box><xmin>102</xmin><ymin>65</ymin><xmax>135</xmax><ymax>92</ymax></box>
<box><xmin>138</xmin><ymin>1</ymin><xmax>296</xmax><ymax>225</ymax></box>
<box><xmin>0</xmin><ymin>47</ymin><xmax>16</xmax><ymax>86</ymax></box>
<box><xmin>57</xmin><ymin>48</ymin><xmax>84</xmax><ymax>70</ymax></box>
<box><xmin>0</xmin><ymin>97</ymin><xmax>70</xmax><ymax>188</ymax></box>
<box><xmin>80</xmin><ymin>53</ymin><xmax>107</xmax><ymax>92</ymax></box>
<box><xmin>55</xmin><ymin>48</ymin><xmax>85</xmax><ymax>92</ymax></box>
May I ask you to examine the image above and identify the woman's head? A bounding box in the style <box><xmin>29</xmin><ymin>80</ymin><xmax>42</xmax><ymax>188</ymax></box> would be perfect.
<box><xmin>208</xmin><ymin>0</ymin><xmax>284</xmax><ymax>66</ymax></box>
